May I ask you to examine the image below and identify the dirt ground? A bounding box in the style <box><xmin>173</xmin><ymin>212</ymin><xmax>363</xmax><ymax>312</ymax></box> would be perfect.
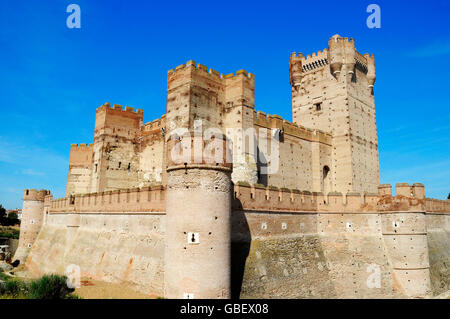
<box><xmin>74</xmin><ymin>278</ymin><xmax>157</xmax><ymax>299</ymax></box>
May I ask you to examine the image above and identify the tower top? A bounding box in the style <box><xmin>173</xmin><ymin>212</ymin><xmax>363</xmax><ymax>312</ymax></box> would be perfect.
<box><xmin>23</xmin><ymin>189</ymin><xmax>50</xmax><ymax>201</ymax></box>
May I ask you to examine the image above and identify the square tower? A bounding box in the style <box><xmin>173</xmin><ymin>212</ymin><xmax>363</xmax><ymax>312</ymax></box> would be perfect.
<box><xmin>166</xmin><ymin>61</ymin><xmax>257</xmax><ymax>184</ymax></box>
<box><xmin>90</xmin><ymin>103</ymin><xmax>144</xmax><ymax>193</ymax></box>
<box><xmin>290</xmin><ymin>35</ymin><xmax>379</xmax><ymax>194</ymax></box>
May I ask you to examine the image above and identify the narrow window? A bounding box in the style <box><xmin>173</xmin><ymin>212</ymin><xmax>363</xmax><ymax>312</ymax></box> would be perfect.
<box><xmin>127</xmin><ymin>163</ymin><xmax>131</xmax><ymax>171</ymax></box>
<box><xmin>315</xmin><ymin>103</ymin><xmax>322</xmax><ymax>111</ymax></box>
<box><xmin>118</xmin><ymin>162</ymin><xmax>122</xmax><ymax>169</ymax></box>
<box><xmin>323</xmin><ymin>165</ymin><xmax>330</xmax><ymax>178</ymax></box>
<box><xmin>95</xmin><ymin>164</ymin><xmax>98</xmax><ymax>173</ymax></box>
<box><xmin>323</xmin><ymin>165</ymin><xmax>330</xmax><ymax>194</ymax></box>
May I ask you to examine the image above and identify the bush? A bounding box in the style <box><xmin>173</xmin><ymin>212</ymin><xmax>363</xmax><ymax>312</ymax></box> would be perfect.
<box><xmin>0</xmin><ymin>274</ymin><xmax>79</xmax><ymax>299</ymax></box>
<box><xmin>28</xmin><ymin>274</ymin><xmax>75</xmax><ymax>299</ymax></box>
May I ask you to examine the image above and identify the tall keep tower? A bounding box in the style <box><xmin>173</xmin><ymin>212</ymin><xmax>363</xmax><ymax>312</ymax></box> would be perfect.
<box><xmin>290</xmin><ymin>35</ymin><xmax>379</xmax><ymax>194</ymax></box>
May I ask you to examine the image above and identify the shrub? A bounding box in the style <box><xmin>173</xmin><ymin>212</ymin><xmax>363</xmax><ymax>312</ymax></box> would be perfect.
<box><xmin>1</xmin><ymin>279</ymin><xmax>28</xmax><ymax>298</ymax></box>
<box><xmin>28</xmin><ymin>274</ymin><xmax>75</xmax><ymax>299</ymax></box>
<box><xmin>0</xmin><ymin>274</ymin><xmax>80</xmax><ymax>299</ymax></box>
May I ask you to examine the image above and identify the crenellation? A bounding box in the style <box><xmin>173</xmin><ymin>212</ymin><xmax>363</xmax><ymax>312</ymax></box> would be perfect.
<box><xmin>300</xmin><ymin>49</ymin><xmax>329</xmax><ymax>74</ymax></box>
<box><xmin>51</xmin><ymin>185</ymin><xmax>166</xmax><ymax>213</ymax></box>
<box><xmin>168</xmin><ymin>60</ymin><xmax>254</xmax><ymax>83</ymax></box>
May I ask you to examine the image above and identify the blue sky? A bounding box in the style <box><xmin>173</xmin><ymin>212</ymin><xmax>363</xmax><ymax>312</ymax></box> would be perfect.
<box><xmin>0</xmin><ymin>0</ymin><xmax>449</xmax><ymax>209</ymax></box>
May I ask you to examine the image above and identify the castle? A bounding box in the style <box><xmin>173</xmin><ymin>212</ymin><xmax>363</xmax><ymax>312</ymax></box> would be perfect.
<box><xmin>14</xmin><ymin>35</ymin><xmax>449</xmax><ymax>299</ymax></box>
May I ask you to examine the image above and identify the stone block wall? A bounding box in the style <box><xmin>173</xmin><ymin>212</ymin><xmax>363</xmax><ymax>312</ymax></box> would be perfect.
<box><xmin>27</xmin><ymin>212</ymin><xmax>166</xmax><ymax>297</ymax></box>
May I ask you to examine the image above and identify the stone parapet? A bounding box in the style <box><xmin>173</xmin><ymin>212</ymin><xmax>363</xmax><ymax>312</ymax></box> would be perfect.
<box><xmin>49</xmin><ymin>185</ymin><xmax>166</xmax><ymax>213</ymax></box>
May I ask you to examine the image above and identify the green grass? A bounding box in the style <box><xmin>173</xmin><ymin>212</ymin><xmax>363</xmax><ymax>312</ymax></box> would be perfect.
<box><xmin>0</xmin><ymin>274</ymin><xmax>81</xmax><ymax>299</ymax></box>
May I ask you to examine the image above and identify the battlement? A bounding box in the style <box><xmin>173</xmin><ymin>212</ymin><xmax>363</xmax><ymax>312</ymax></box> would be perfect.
<box><xmin>167</xmin><ymin>60</ymin><xmax>254</xmax><ymax>81</ymax></box>
<box><xmin>96</xmin><ymin>102</ymin><xmax>144</xmax><ymax>115</ymax></box>
<box><xmin>94</xmin><ymin>102</ymin><xmax>144</xmax><ymax>139</ymax></box>
<box><xmin>290</xmin><ymin>36</ymin><xmax>375</xmax><ymax>83</ymax></box>
<box><xmin>233</xmin><ymin>182</ymin><xmax>376</xmax><ymax>212</ymax></box>
<box><xmin>70</xmin><ymin>143</ymin><xmax>94</xmax><ymax>149</ymax></box>
<box><xmin>330</xmin><ymin>34</ymin><xmax>355</xmax><ymax>43</ymax></box>
<box><xmin>425</xmin><ymin>198</ymin><xmax>450</xmax><ymax>213</ymax></box>
<box><xmin>44</xmin><ymin>194</ymin><xmax>54</xmax><ymax>206</ymax></box>
<box><xmin>378</xmin><ymin>183</ymin><xmax>425</xmax><ymax>199</ymax></box>
<box><xmin>143</xmin><ymin>114</ymin><xmax>166</xmax><ymax>133</ymax></box>
<box><xmin>69</xmin><ymin>143</ymin><xmax>94</xmax><ymax>169</ymax></box>
<box><xmin>233</xmin><ymin>183</ymin><xmax>448</xmax><ymax>214</ymax></box>
<box><xmin>50</xmin><ymin>185</ymin><xmax>166</xmax><ymax>213</ymax></box>
<box><xmin>355</xmin><ymin>52</ymin><xmax>368</xmax><ymax>72</ymax></box>
<box><xmin>253</xmin><ymin>110</ymin><xmax>332</xmax><ymax>145</ymax></box>
<box><xmin>376</xmin><ymin>183</ymin><xmax>429</xmax><ymax>212</ymax></box>
<box><xmin>299</xmin><ymin>49</ymin><xmax>329</xmax><ymax>73</ymax></box>
<box><xmin>23</xmin><ymin>189</ymin><xmax>51</xmax><ymax>202</ymax></box>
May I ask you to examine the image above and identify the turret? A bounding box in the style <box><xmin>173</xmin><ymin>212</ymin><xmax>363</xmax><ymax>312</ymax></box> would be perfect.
<box><xmin>344</xmin><ymin>37</ymin><xmax>356</xmax><ymax>74</ymax></box>
<box><xmin>328</xmin><ymin>35</ymin><xmax>356</xmax><ymax>77</ymax></box>
<box><xmin>379</xmin><ymin>183</ymin><xmax>431</xmax><ymax>298</ymax></box>
<box><xmin>289</xmin><ymin>52</ymin><xmax>303</xmax><ymax>87</ymax></box>
<box><xmin>13</xmin><ymin>189</ymin><xmax>50</xmax><ymax>263</ymax></box>
<box><xmin>364</xmin><ymin>53</ymin><xmax>376</xmax><ymax>90</ymax></box>
<box><xmin>328</xmin><ymin>34</ymin><xmax>343</xmax><ymax>77</ymax></box>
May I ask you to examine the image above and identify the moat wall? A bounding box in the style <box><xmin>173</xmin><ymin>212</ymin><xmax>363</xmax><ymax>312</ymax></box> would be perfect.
<box><xmin>26</xmin><ymin>213</ymin><xmax>166</xmax><ymax>297</ymax></box>
<box><xmin>234</xmin><ymin>211</ymin><xmax>405</xmax><ymax>298</ymax></box>
<box><xmin>18</xmin><ymin>184</ymin><xmax>449</xmax><ymax>298</ymax></box>
<box><xmin>24</xmin><ymin>208</ymin><xmax>449</xmax><ymax>298</ymax></box>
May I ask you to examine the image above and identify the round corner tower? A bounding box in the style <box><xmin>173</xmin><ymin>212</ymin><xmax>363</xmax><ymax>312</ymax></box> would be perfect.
<box><xmin>13</xmin><ymin>189</ymin><xmax>50</xmax><ymax>263</ymax></box>
<box><xmin>164</xmin><ymin>134</ymin><xmax>232</xmax><ymax>299</ymax></box>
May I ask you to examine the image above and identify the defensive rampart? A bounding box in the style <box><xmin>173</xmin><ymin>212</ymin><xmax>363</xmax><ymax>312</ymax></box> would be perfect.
<box><xmin>22</xmin><ymin>183</ymin><xmax>449</xmax><ymax>298</ymax></box>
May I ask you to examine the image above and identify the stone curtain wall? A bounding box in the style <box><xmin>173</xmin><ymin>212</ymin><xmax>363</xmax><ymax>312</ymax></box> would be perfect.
<box><xmin>20</xmin><ymin>183</ymin><xmax>449</xmax><ymax>298</ymax></box>
<box><xmin>426</xmin><ymin>212</ymin><xmax>450</xmax><ymax>295</ymax></box>
<box><xmin>233</xmin><ymin>211</ymin><xmax>449</xmax><ymax>299</ymax></box>
<box><xmin>233</xmin><ymin>211</ymin><xmax>405</xmax><ymax>298</ymax></box>
<box><xmin>26</xmin><ymin>212</ymin><xmax>166</xmax><ymax>297</ymax></box>
<box><xmin>232</xmin><ymin>183</ymin><xmax>450</xmax><ymax>298</ymax></box>
<box><xmin>25</xmin><ymin>186</ymin><xmax>167</xmax><ymax>297</ymax></box>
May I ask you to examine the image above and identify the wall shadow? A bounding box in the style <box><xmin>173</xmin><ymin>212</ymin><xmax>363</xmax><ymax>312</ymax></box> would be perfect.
<box><xmin>230</xmin><ymin>198</ymin><xmax>251</xmax><ymax>299</ymax></box>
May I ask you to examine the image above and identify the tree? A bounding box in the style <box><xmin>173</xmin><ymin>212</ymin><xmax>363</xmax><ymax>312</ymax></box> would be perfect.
<box><xmin>0</xmin><ymin>204</ymin><xmax>7</xmax><ymax>225</ymax></box>
<box><xmin>7</xmin><ymin>212</ymin><xmax>19</xmax><ymax>225</ymax></box>
<box><xmin>0</xmin><ymin>204</ymin><xmax>6</xmax><ymax>218</ymax></box>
